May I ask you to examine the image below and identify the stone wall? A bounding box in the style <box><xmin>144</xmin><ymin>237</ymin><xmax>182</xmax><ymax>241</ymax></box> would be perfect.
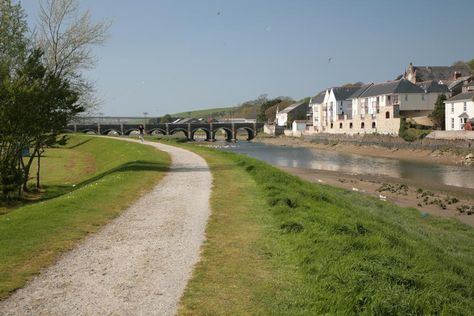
<box><xmin>427</xmin><ymin>131</ymin><xmax>474</xmax><ymax>140</ymax></box>
<box><xmin>304</xmin><ymin>133</ymin><xmax>474</xmax><ymax>150</ymax></box>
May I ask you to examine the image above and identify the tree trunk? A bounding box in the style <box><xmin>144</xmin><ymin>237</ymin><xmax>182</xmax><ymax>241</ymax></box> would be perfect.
<box><xmin>36</xmin><ymin>150</ymin><xmax>41</xmax><ymax>189</ymax></box>
<box><xmin>21</xmin><ymin>147</ymin><xmax>37</xmax><ymax>192</ymax></box>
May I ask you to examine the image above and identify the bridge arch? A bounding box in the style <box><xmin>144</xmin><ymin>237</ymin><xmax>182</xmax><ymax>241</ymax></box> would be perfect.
<box><xmin>169</xmin><ymin>128</ymin><xmax>189</xmax><ymax>139</ymax></box>
<box><xmin>212</xmin><ymin>127</ymin><xmax>233</xmax><ymax>141</ymax></box>
<box><xmin>101</xmin><ymin>129</ymin><xmax>122</xmax><ymax>136</ymax></box>
<box><xmin>191</xmin><ymin>128</ymin><xmax>211</xmax><ymax>141</ymax></box>
<box><xmin>149</xmin><ymin>128</ymin><xmax>166</xmax><ymax>136</ymax></box>
<box><xmin>235</xmin><ymin>127</ymin><xmax>255</xmax><ymax>141</ymax></box>
<box><xmin>124</xmin><ymin>128</ymin><xmax>140</xmax><ymax>136</ymax></box>
<box><xmin>81</xmin><ymin>129</ymin><xmax>97</xmax><ymax>134</ymax></box>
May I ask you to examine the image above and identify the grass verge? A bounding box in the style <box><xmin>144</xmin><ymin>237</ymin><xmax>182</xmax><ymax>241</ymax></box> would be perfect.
<box><xmin>177</xmin><ymin>143</ymin><xmax>474</xmax><ymax>315</ymax></box>
<box><xmin>0</xmin><ymin>135</ymin><xmax>170</xmax><ymax>299</ymax></box>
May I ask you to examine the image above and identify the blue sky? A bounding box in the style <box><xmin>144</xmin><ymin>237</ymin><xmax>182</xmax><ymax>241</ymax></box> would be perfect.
<box><xmin>21</xmin><ymin>0</ymin><xmax>474</xmax><ymax>116</ymax></box>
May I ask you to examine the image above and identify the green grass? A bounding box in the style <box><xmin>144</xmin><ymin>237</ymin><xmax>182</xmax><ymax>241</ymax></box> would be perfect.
<box><xmin>0</xmin><ymin>135</ymin><xmax>170</xmax><ymax>299</ymax></box>
<box><xmin>177</xmin><ymin>143</ymin><xmax>474</xmax><ymax>315</ymax></box>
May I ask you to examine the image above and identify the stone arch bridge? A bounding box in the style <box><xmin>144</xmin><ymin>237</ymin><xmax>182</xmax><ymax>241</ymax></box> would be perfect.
<box><xmin>66</xmin><ymin>122</ymin><xmax>264</xmax><ymax>141</ymax></box>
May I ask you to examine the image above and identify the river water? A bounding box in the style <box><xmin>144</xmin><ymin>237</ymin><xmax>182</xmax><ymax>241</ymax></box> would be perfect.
<box><xmin>219</xmin><ymin>142</ymin><xmax>474</xmax><ymax>189</ymax></box>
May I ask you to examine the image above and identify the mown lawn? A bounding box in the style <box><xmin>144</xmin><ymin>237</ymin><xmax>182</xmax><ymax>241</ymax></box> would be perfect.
<box><xmin>0</xmin><ymin>135</ymin><xmax>170</xmax><ymax>299</ymax></box>
<box><xmin>178</xmin><ymin>144</ymin><xmax>474</xmax><ymax>315</ymax></box>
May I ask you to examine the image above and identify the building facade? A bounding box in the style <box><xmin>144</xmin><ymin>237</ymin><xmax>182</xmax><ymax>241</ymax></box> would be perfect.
<box><xmin>307</xmin><ymin>79</ymin><xmax>449</xmax><ymax>136</ymax></box>
<box><xmin>445</xmin><ymin>92</ymin><xmax>474</xmax><ymax>131</ymax></box>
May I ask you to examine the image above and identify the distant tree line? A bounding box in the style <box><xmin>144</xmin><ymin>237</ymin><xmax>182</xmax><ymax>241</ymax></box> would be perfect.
<box><xmin>0</xmin><ymin>0</ymin><xmax>109</xmax><ymax>200</ymax></box>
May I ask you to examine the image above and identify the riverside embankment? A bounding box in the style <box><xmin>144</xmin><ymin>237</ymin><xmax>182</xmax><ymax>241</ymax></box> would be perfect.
<box><xmin>224</xmin><ymin>138</ymin><xmax>474</xmax><ymax>226</ymax></box>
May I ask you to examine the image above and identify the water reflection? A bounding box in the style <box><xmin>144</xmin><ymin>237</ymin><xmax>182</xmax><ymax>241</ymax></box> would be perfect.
<box><xmin>220</xmin><ymin>142</ymin><xmax>474</xmax><ymax>189</ymax></box>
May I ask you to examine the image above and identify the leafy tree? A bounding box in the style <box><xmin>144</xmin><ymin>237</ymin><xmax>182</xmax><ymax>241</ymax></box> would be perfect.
<box><xmin>342</xmin><ymin>82</ymin><xmax>364</xmax><ymax>88</ymax></box>
<box><xmin>467</xmin><ymin>59</ymin><xmax>474</xmax><ymax>74</ymax></box>
<box><xmin>430</xmin><ymin>94</ymin><xmax>447</xmax><ymax>130</ymax></box>
<box><xmin>160</xmin><ymin>114</ymin><xmax>173</xmax><ymax>123</ymax></box>
<box><xmin>257</xmin><ymin>98</ymin><xmax>282</xmax><ymax>122</ymax></box>
<box><xmin>20</xmin><ymin>50</ymin><xmax>82</xmax><ymax>190</ymax></box>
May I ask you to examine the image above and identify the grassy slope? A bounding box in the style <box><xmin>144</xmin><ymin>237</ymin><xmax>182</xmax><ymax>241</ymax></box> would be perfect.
<box><xmin>178</xmin><ymin>144</ymin><xmax>474</xmax><ymax>315</ymax></box>
<box><xmin>172</xmin><ymin>106</ymin><xmax>238</xmax><ymax>118</ymax></box>
<box><xmin>0</xmin><ymin>135</ymin><xmax>170</xmax><ymax>299</ymax></box>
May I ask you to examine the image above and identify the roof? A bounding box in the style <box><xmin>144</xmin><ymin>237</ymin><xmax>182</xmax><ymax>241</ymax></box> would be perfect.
<box><xmin>332</xmin><ymin>86</ymin><xmax>360</xmax><ymax>100</ymax></box>
<box><xmin>359</xmin><ymin>79</ymin><xmax>424</xmax><ymax>98</ymax></box>
<box><xmin>416</xmin><ymin>81</ymin><xmax>450</xmax><ymax>93</ymax></box>
<box><xmin>278</xmin><ymin>102</ymin><xmax>305</xmax><ymax>114</ymax></box>
<box><xmin>411</xmin><ymin>64</ymin><xmax>471</xmax><ymax>82</ymax></box>
<box><xmin>458</xmin><ymin>112</ymin><xmax>470</xmax><ymax>119</ymax></box>
<box><xmin>446</xmin><ymin>91</ymin><xmax>474</xmax><ymax>102</ymax></box>
<box><xmin>441</xmin><ymin>75</ymin><xmax>473</xmax><ymax>90</ymax></box>
<box><xmin>348</xmin><ymin>84</ymin><xmax>373</xmax><ymax>99</ymax></box>
<box><xmin>309</xmin><ymin>91</ymin><xmax>325</xmax><ymax>104</ymax></box>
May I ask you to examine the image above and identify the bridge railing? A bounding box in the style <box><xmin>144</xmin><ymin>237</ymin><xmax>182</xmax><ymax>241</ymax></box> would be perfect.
<box><xmin>66</xmin><ymin>122</ymin><xmax>264</xmax><ymax>141</ymax></box>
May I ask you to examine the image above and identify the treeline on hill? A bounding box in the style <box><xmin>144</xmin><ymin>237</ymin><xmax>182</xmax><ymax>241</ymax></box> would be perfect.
<box><xmin>158</xmin><ymin>94</ymin><xmax>306</xmax><ymax>123</ymax></box>
<box><xmin>0</xmin><ymin>0</ymin><xmax>108</xmax><ymax>201</ymax></box>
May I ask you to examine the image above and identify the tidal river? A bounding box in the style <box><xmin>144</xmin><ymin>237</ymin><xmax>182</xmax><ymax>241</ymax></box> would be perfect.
<box><xmin>220</xmin><ymin>142</ymin><xmax>474</xmax><ymax>190</ymax></box>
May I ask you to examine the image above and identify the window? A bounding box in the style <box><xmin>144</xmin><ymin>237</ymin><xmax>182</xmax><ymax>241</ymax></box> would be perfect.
<box><xmin>405</xmin><ymin>95</ymin><xmax>408</xmax><ymax>101</ymax></box>
<box><xmin>361</xmin><ymin>122</ymin><xmax>365</xmax><ymax>129</ymax></box>
<box><xmin>422</xmin><ymin>94</ymin><xmax>425</xmax><ymax>101</ymax></box>
<box><xmin>386</xmin><ymin>111</ymin><xmax>390</xmax><ymax>119</ymax></box>
<box><xmin>350</xmin><ymin>122</ymin><xmax>353</xmax><ymax>129</ymax></box>
<box><xmin>372</xmin><ymin>122</ymin><xmax>376</xmax><ymax>129</ymax></box>
<box><xmin>451</xmin><ymin>118</ymin><xmax>455</xmax><ymax>129</ymax></box>
<box><xmin>451</xmin><ymin>104</ymin><xmax>454</xmax><ymax>114</ymax></box>
<box><xmin>339</xmin><ymin>123</ymin><xmax>343</xmax><ymax>129</ymax></box>
<box><xmin>330</xmin><ymin>123</ymin><xmax>334</xmax><ymax>129</ymax></box>
<box><xmin>464</xmin><ymin>102</ymin><xmax>467</xmax><ymax>112</ymax></box>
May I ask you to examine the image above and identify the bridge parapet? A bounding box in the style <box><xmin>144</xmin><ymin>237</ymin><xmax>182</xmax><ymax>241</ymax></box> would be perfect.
<box><xmin>67</xmin><ymin>122</ymin><xmax>263</xmax><ymax>141</ymax></box>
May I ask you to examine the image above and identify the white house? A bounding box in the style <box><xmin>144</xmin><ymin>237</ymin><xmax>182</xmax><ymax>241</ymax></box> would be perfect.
<box><xmin>275</xmin><ymin>102</ymin><xmax>306</xmax><ymax>127</ymax></box>
<box><xmin>352</xmin><ymin>79</ymin><xmax>448</xmax><ymax>119</ymax></box>
<box><xmin>307</xmin><ymin>79</ymin><xmax>450</xmax><ymax>136</ymax></box>
<box><xmin>309</xmin><ymin>86</ymin><xmax>361</xmax><ymax>133</ymax></box>
<box><xmin>445</xmin><ymin>92</ymin><xmax>474</xmax><ymax>131</ymax></box>
<box><xmin>308</xmin><ymin>91</ymin><xmax>325</xmax><ymax>132</ymax></box>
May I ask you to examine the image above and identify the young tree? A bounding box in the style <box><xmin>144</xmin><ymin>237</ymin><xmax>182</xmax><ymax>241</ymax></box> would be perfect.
<box><xmin>17</xmin><ymin>50</ymin><xmax>82</xmax><ymax>190</ymax></box>
<box><xmin>430</xmin><ymin>94</ymin><xmax>447</xmax><ymax>130</ymax></box>
<box><xmin>36</xmin><ymin>0</ymin><xmax>111</xmax><ymax>112</ymax></box>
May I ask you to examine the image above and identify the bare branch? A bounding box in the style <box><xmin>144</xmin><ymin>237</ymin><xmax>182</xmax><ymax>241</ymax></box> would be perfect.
<box><xmin>36</xmin><ymin>0</ymin><xmax>111</xmax><ymax>109</ymax></box>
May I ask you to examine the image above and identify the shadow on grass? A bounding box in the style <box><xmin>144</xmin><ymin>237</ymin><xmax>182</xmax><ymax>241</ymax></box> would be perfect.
<box><xmin>65</xmin><ymin>137</ymin><xmax>93</xmax><ymax>149</ymax></box>
<box><xmin>0</xmin><ymin>160</ymin><xmax>169</xmax><ymax>215</ymax></box>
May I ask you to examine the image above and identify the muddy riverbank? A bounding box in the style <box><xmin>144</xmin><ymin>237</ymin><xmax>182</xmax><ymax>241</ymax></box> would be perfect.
<box><xmin>279</xmin><ymin>166</ymin><xmax>474</xmax><ymax>227</ymax></box>
<box><xmin>255</xmin><ymin>135</ymin><xmax>474</xmax><ymax>166</ymax></box>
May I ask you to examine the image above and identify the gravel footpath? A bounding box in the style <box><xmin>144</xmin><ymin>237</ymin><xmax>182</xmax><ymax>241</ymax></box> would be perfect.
<box><xmin>0</xmin><ymin>138</ymin><xmax>212</xmax><ymax>316</ymax></box>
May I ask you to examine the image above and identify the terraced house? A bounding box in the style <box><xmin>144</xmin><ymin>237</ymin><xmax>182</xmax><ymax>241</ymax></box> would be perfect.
<box><xmin>308</xmin><ymin>79</ymin><xmax>449</xmax><ymax>135</ymax></box>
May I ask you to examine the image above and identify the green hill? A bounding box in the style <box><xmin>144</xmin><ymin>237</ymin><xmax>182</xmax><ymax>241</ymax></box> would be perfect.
<box><xmin>172</xmin><ymin>106</ymin><xmax>239</xmax><ymax>119</ymax></box>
